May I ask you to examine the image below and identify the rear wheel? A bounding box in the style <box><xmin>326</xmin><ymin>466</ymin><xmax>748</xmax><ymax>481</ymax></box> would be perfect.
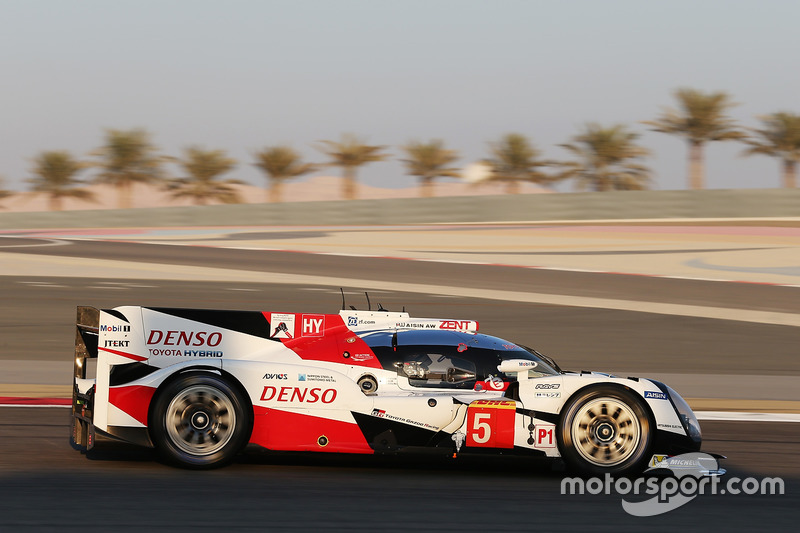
<box><xmin>150</xmin><ymin>373</ymin><xmax>251</xmax><ymax>468</ymax></box>
<box><xmin>558</xmin><ymin>386</ymin><xmax>653</xmax><ymax>476</ymax></box>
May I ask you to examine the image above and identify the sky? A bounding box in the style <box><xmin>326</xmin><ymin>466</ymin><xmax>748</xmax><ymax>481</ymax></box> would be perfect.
<box><xmin>1</xmin><ymin>0</ymin><xmax>798</xmax><ymax>192</ymax></box>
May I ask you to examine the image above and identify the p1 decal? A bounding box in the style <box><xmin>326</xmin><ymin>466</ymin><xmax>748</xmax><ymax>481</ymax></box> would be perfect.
<box><xmin>534</xmin><ymin>423</ymin><xmax>556</xmax><ymax>448</ymax></box>
<box><xmin>466</xmin><ymin>399</ymin><xmax>516</xmax><ymax>449</ymax></box>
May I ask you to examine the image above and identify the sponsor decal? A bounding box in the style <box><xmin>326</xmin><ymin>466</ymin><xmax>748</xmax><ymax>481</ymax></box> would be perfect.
<box><xmin>644</xmin><ymin>391</ymin><xmax>668</xmax><ymax>400</ymax></box>
<box><xmin>395</xmin><ymin>322</ymin><xmax>433</xmax><ymax>329</ymax></box>
<box><xmin>347</xmin><ymin>316</ymin><xmax>358</xmax><ymax>327</ymax></box>
<box><xmin>345</xmin><ymin>336</ymin><xmax>357</xmax><ymax>343</ymax></box>
<box><xmin>370</xmin><ymin>408</ymin><xmax>438</xmax><ymax>429</ymax></box>
<box><xmin>263</xmin><ymin>373</ymin><xmax>289</xmax><ymax>380</ymax></box>
<box><xmin>298</xmin><ymin>374</ymin><xmax>306</xmax><ymax>381</ymax></box>
<box><xmin>146</xmin><ymin>330</ymin><xmax>222</xmax><ymax>347</ymax></box>
<box><xmin>148</xmin><ymin>349</ymin><xmax>183</xmax><ymax>356</ymax></box>
<box><xmin>301</xmin><ymin>314</ymin><xmax>324</xmax><ymax>337</ymax></box>
<box><xmin>439</xmin><ymin>320</ymin><xmax>473</xmax><ymax>330</ymax></box>
<box><xmin>534</xmin><ymin>423</ymin><xmax>556</xmax><ymax>448</ymax></box>
<box><xmin>301</xmin><ymin>373</ymin><xmax>336</xmax><ymax>383</ymax></box>
<box><xmin>270</xmin><ymin>313</ymin><xmax>296</xmax><ymax>339</ymax></box>
<box><xmin>649</xmin><ymin>454</ymin><xmax>670</xmax><ymax>467</ymax></box>
<box><xmin>486</xmin><ymin>376</ymin><xmax>505</xmax><ymax>390</ymax></box>
<box><xmin>535</xmin><ymin>383</ymin><xmax>560</xmax><ymax>390</ymax></box>
<box><xmin>502</xmin><ymin>344</ymin><xmax>517</xmax><ymax>350</ymax></box>
<box><xmin>104</xmin><ymin>340</ymin><xmax>130</xmax><ymax>348</ymax></box>
<box><xmin>260</xmin><ymin>386</ymin><xmax>337</xmax><ymax>404</ymax></box>
<box><xmin>350</xmin><ymin>353</ymin><xmax>374</xmax><ymax>362</ymax></box>
<box><xmin>467</xmin><ymin>399</ymin><xmax>516</xmax><ymax>448</ymax></box>
<box><xmin>184</xmin><ymin>350</ymin><xmax>223</xmax><ymax>357</ymax></box>
<box><xmin>148</xmin><ymin>348</ymin><xmax>222</xmax><ymax>357</ymax></box>
<box><xmin>658</xmin><ymin>423</ymin><xmax>683</xmax><ymax>430</ymax></box>
<box><xmin>457</xmin><ymin>343</ymin><xmax>468</xmax><ymax>353</ymax></box>
<box><xmin>101</xmin><ymin>325</ymin><xmax>130</xmax><ymax>332</ymax></box>
<box><xmin>534</xmin><ymin>391</ymin><xmax>561</xmax><ymax>399</ymax></box>
<box><xmin>471</xmin><ymin>399</ymin><xmax>516</xmax><ymax>408</ymax></box>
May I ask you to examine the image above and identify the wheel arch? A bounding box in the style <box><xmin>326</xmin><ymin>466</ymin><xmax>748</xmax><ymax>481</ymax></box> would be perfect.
<box><xmin>147</xmin><ymin>365</ymin><xmax>254</xmax><ymax>443</ymax></box>
<box><xmin>555</xmin><ymin>382</ymin><xmax>657</xmax><ymax>474</ymax></box>
<box><xmin>557</xmin><ymin>382</ymin><xmax>656</xmax><ymax>430</ymax></box>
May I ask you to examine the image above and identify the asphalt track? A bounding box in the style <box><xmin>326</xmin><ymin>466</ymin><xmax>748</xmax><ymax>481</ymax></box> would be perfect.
<box><xmin>0</xmin><ymin>407</ymin><xmax>797</xmax><ymax>531</ymax></box>
<box><xmin>0</xmin><ymin>228</ymin><xmax>798</xmax><ymax>530</ymax></box>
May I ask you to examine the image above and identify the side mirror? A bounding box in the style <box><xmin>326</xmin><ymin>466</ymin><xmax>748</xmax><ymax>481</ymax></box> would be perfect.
<box><xmin>496</xmin><ymin>359</ymin><xmax>539</xmax><ymax>380</ymax></box>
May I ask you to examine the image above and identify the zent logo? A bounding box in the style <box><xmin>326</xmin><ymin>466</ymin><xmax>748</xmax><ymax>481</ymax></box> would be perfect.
<box><xmin>439</xmin><ymin>320</ymin><xmax>472</xmax><ymax>330</ymax></box>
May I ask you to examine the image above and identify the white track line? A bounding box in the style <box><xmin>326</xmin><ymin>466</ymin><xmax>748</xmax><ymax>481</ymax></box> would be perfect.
<box><xmin>695</xmin><ymin>411</ymin><xmax>800</xmax><ymax>423</ymax></box>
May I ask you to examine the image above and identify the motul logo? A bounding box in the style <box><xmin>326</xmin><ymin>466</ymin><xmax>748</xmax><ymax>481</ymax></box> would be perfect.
<box><xmin>146</xmin><ymin>330</ymin><xmax>222</xmax><ymax>347</ymax></box>
<box><xmin>260</xmin><ymin>386</ymin><xmax>337</xmax><ymax>404</ymax></box>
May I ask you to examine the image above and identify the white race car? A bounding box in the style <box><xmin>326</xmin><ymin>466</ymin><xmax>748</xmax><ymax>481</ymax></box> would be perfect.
<box><xmin>72</xmin><ymin>303</ymin><xmax>704</xmax><ymax>475</ymax></box>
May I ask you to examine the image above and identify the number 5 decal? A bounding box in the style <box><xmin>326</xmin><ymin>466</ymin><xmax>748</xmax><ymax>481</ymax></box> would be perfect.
<box><xmin>471</xmin><ymin>413</ymin><xmax>492</xmax><ymax>444</ymax></box>
<box><xmin>466</xmin><ymin>400</ymin><xmax>516</xmax><ymax>448</ymax></box>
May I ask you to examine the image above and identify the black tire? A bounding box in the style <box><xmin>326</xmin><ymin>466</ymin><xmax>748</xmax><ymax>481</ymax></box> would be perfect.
<box><xmin>558</xmin><ymin>385</ymin><xmax>653</xmax><ymax>476</ymax></box>
<box><xmin>150</xmin><ymin>373</ymin><xmax>252</xmax><ymax>469</ymax></box>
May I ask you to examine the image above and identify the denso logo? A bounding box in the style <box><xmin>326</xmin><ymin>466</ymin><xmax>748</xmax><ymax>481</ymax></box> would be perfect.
<box><xmin>439</xmin><ymin>320</ymin><xmax>472</xmax><ymax>330</ymax></box>
<box><xmin>260</xmin><ymin>386</ymin><xmax>337</xmax><ymax>404</ymax></box>
<box><xmin>146</xmin><ymin>330</ymin><xmax>222</xmax><ymax>347</ymax></box>
<box><xmin>535</xmin><ymin>383</ymin><xmax>560</xmax><ymax>389</ymax></box>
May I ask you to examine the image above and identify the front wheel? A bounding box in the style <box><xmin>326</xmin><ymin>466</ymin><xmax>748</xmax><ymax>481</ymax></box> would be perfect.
<box><xmin>558</xmin><ymin>386</ymin><xmax>653</xmax><ymax>476</ymax></box>
<box><xmin>150</xmin><ymin>373</ymin><xmax>252</xmax><ymax>469</ymax></box>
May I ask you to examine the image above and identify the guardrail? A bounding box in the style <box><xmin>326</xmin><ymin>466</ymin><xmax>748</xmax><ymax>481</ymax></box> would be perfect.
<box><xmin>1</xmin><ymin>189</ymin><xmax>799</xmax><ymax>229</ymax></box>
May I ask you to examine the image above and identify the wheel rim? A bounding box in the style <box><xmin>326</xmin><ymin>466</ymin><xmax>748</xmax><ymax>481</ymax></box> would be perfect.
<box><xmin>570</xmin><ymin>397</ymin><xmax>641</xmax><ymax>467</ymax></box>
<box><xmin>165</xmin><ymin>384</ymin><xmax>236</xmax><ymax>457</ymax></box>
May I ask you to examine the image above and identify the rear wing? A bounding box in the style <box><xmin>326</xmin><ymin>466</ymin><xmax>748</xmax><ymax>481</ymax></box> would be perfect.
<box><xmin>72</xmin><ymin>306</ymin><xmax>99</xmax><ymax>451</ymax></box>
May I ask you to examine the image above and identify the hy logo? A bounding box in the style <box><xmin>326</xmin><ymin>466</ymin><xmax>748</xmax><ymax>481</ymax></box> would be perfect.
<box><xmin>622</xmin><ymin>452</ymin><xmax>724</xmax><ymax>516</ymax></box>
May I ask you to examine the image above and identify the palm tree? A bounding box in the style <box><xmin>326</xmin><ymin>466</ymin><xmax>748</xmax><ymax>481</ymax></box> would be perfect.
<box><xmin>165</xmin><ymin>147</ymin><xmax>241</xmax><ymax>205</ymax></box>
<box><xmin>0</xmin><ymin>176</ymin><xmax>12</xmax><ymax>208</ymax></box>
<box><xmin>399</xmin><ymin>139</ymin><xmax>460</xmax><ymax>197</ymax></box>
<box><xmin>643</xmin><ymin>88</ymin><xmax>744</xmax><ymax>190</ymax></box>
<box><xmin>316</xmin><ymin>134</ymin><xmax>389</xmax><ymax>200</ymax></box>
<box><xmin>27</xmin><ymin>150</ymin><xmax>95</xmax><ymax>211</ymax></box>
<box><xmin>559</xmin><ymin>123</ymin><xmax>651</xmax><ymax>191</ymax></box>
<box><xmin>254</xmin><ymin>146</ymin><xmax>316</xmax><ymax>203</ymax></box>
<box><xmin>742</xmin><ymin>112</ymin><xmax>800</xmax><ymax>188</ymax></box>
<box><xmin>93</xmin><ymin>128</ymin><xmax>164</xmax><ymax>208</ymax></box>
<box><xmin>484</xmin><ymin>133</ymin><xmax>553</xmax><ymax>194</ymax></box>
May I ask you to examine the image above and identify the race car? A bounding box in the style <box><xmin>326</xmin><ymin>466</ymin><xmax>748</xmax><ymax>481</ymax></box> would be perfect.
<box><xmin>71</xmin><ymin>303</ymin><xmax>703</xmax><ymax>475</ymax></box>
